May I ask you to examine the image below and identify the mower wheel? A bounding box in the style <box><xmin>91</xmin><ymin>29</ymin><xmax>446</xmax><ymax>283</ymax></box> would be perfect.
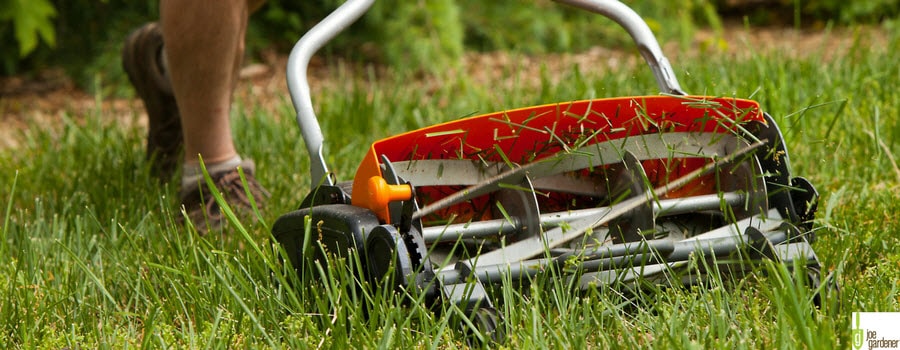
<box><xmin>463</xmin><ymin>307</ymin><xmax>506</xmax><ymax>346</ymax></box>
<box><xmin>272</xmin><ymin>204</ymin><xmax>380</xmax><ymax>279</ymax></box>
<box><xmin>365</xmin><ymin>225</ymin><xmax>415</xmax><ymax>290</ymax></box>
<box><xmin>806</xmin><ymin>265</ymin><xmax>840</xmax><ymax>310</ymax></box>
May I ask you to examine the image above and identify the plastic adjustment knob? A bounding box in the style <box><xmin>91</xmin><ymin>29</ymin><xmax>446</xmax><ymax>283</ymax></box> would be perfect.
<box><xmin>366</xmin><ymin>176</ymin><xmax>412</xmax><ymax>222</ymax></box>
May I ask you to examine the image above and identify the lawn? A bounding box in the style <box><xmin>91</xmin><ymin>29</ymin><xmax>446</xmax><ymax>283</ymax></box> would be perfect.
<box><xmin>1</xmin><ymin>22</ymin><xmax>899</xmax><ymax>348</ymax></box>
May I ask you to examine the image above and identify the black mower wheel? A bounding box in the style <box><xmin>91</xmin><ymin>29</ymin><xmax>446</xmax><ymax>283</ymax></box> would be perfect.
<box><xmin>365</xmin><ymin>224</ymin><xmax>416</xmax><ymax>290</ymax></box>
<box><xmin>462</xmin><ymin>307</ymin><xmax>506</xmax><ymax>347</ymax></box>
<box><xmin>806</xmin><ymin>265</ymin><xmax>840</xmax><ymax>310</ymax></box>
<box><xmin>272</xmin><ymin>204</ymin><xmax>380</xmax><ymax>282</ymax></box>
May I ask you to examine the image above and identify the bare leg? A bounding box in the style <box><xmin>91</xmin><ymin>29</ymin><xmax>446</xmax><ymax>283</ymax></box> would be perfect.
<box><xmin>159</xmin><ymin>0</ymin><xmax>264</xmax><ymax>165</ymax></box>
<box><xmin>121</xmin><ymin>0</ymin><xmax>270</xmax><ymax>232</ymax></box>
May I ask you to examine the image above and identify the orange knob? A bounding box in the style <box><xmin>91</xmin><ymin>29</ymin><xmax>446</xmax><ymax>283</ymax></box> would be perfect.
<box><xmin>366</xmin><ymin>176</ymin><xmax>412</xmax><ymax>222</ymax></box>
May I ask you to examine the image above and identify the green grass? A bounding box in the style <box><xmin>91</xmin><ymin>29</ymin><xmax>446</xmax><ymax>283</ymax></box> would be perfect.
<box><xmin>2</xmin><ymin>24</ymin><xmax>899</xmax><ymax>348</ymax></box>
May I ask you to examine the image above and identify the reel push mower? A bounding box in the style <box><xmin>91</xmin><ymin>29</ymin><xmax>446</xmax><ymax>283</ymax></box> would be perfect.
<box><xmin>273</xmin><ymin>0</ymin><xmax>823</xmax><ymax>339</ymax></box>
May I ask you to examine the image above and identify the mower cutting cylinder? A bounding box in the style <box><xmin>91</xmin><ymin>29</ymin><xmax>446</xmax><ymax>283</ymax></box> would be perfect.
<box><xmin>434</xmin><ymin>207</ymin><xmax>809</xmax><ymax>287</ymax></box>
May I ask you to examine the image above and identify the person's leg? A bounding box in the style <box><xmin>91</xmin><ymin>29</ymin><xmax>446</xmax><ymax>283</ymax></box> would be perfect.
<box><xmin>125</xmin><ymin>0</ymin><xmax>270</xmax><ymax>232</ymax></box>
<box><xmin>159</xmin><ymin>0</ymin><xmax>245</xmax><ymax>165</ymax></box>
<box><xmin>159</xmin><ymin>0</ymin><xmax>266</xmax><ymax>166</ymax></box>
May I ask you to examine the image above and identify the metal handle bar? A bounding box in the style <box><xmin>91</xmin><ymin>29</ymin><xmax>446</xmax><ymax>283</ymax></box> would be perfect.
<box><xmin>553</xmin><ymin>0</ymin><xmax>685</xmax><ymax>95</ymax></box>
<box><xmin>287</xmin><ymin>0</ymin><xmax>684</xmax><ymax>188</ymax></box>
<box><xmin>287</xmin><ymin>0</ymin><xmax>376</xmax><ymax>188</ymax></box>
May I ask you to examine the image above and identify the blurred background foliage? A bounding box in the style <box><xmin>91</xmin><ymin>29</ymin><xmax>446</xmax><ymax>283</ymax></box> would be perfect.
<box><xmin>1</xmin><ymin>0</ymin><xmax>898</xmax><ymax>93</ymax></box>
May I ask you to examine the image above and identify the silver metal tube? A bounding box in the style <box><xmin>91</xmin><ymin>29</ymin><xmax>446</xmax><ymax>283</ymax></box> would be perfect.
<box><xmin>422</xmin><ymin>192</ymin><xmax>745</xmax><ymax>243</ymax></box>
<box><xmin>287</xmin><ymin>0</ymin><xmax>375</xmax><ymax>188</ymax></box>
<box><xmin>552</xmin><ymin>0</ymin><xmax>685</xmax><ymax>95</ymax></box>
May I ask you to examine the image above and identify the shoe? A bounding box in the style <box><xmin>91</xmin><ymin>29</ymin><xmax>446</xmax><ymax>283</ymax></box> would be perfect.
<box><xmin>122</xmin><ymin>22</ymin><xmax>183</xmax><ymax>180</ymax></box>
<box><xmin>180</xmin><ymin>160</ymin><xmax>270</xmax><ymax>233</ymax></box>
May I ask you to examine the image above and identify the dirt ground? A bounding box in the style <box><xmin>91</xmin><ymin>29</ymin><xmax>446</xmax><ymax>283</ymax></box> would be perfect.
<box><xmin>0</xmin><ymin>25</ymin><xmax>887</xmax><ymax>150</ymax></box>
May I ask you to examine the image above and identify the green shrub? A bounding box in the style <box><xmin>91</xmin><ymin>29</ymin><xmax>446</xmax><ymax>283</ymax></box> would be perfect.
<box><xmin>0</xmin><ymin>0</ymin><xmax>154</xmax><ymax>90</ymax></box>
<box><xmin>714</xmin><ymin>0</ymin><xmax>900</xmax><ymax>26</ymax></box>
<box><xmin>804</xmin><ymin>0</ymin><xmax>900</xmax><ymax>24</ymax></box>
<box><xmin>0</xmin><ymin>0</ymin><xmax>57</xmax><ymax>56</ymax></box>
<box><xmin>0</xmin><ymin>0</ymin><xmax>57</xmax><ymax>73</ymax></box>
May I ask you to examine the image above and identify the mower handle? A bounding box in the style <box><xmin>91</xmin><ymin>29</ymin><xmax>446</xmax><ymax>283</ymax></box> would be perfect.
<box><xmin>287</xmin><ymin>0</ymin><xmax>376</xmax><ymax>188</ymax></box>
<box><xmin>287</xmin><ymin>0</ymin><xmax>684</xmax><ymax>188</ymax></box>
<box><xmin>553</xmin><ymin>0</ymin><xmax>685</xmax><ymax>95</ymax></box>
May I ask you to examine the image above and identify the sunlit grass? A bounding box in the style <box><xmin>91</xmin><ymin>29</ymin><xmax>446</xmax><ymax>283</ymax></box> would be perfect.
<box><xmin>1</xmin><ymin>24</ymin><xmax>898</xmax><ymax>348</ymax></box>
